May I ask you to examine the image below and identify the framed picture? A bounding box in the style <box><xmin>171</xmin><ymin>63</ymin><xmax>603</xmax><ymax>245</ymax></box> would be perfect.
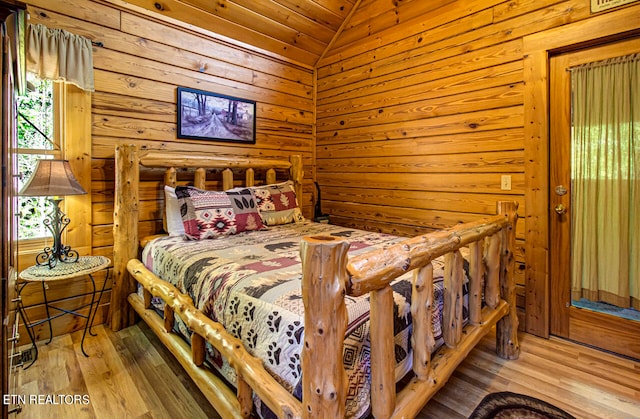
<box><xmin>177</xmin><ymin>87</ymin><xmax>256</xmax><ymax>144</ymax></box>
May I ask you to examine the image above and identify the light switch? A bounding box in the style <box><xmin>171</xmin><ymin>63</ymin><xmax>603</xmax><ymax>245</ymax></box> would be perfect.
<box><xmin>501</xmin><ymin>175</ymin><xmax>512</xmax><ymax>191</ymax></box>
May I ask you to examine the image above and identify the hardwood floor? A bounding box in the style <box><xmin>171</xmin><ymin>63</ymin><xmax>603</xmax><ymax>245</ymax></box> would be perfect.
<box><xmin>16</xmin><ymin>323</ymin><xmax>220</xmax><ymax>419</ymax></box>
<box><xmin>15</xmin><ymin>323</ymin><xmax>640</xmax><ymax>418</ymax></box>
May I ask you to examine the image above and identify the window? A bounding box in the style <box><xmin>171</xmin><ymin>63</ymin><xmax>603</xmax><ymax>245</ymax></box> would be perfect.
<box><xmin>17</xmin><ymin>24</ymin><xmax>93</xmax><ymax>266</ymax></box>
<box><xmin>16</xmin><ymin>73</ymin><xmax>60</xmax><ymax>240</ymax></box>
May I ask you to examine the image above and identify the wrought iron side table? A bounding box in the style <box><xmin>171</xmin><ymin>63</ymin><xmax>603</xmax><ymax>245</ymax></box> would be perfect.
<box><xmin>18</xmin><ymin>256</ymin><xmax>110</xmax><ymax>368</ymax></box>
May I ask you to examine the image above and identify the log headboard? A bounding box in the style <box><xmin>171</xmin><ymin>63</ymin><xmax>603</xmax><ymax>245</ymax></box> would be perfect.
<box><xmin>110</xmin><ymin>144</ymin><xmax>303</xmax><ymax>331</ymax></box>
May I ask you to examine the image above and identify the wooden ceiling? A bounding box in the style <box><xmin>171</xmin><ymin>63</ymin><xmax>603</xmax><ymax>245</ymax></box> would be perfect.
<box><xmin>119</xmin><ymin>0</ymin><xmax>360</xmax><ymax>67</ymax></box>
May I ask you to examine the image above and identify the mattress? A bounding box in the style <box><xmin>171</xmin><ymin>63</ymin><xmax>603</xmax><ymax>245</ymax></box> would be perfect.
<box><xmin>141</xmin><ymin>220</ymin><xmax>469</xmax><ymax>418</ymax></box>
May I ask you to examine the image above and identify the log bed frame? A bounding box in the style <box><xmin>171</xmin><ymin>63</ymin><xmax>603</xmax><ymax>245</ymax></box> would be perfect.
<box><xmin>111</xmin><ymin>144</ymin><xmax>519</xmax><ymax>419</ymax></box>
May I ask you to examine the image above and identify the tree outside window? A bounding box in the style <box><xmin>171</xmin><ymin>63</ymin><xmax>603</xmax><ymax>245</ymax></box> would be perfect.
<box><xmin>17</xmin><ymin>73</ymin><xmax>60</xmax><ymax>240</ymax></box>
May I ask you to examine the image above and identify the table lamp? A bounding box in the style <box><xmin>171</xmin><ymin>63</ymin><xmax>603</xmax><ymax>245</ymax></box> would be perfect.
<box><xmin>19</xmin><ymin>159</ymin><xmax>87</xmax><ymax>268</ymax></box>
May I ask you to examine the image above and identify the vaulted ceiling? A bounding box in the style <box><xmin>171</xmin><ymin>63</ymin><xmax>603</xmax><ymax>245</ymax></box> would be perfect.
<box><xmin>120</xmin><ymin>0</ymin><xmax>360</xmax><ymax>67</ymax></box>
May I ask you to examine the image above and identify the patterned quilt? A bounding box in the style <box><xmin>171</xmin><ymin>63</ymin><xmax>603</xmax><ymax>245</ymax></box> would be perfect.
<box><xmin>141</xmin><ymin>220</ymin><xmax>468</xmax><ymax>418</ymax></box>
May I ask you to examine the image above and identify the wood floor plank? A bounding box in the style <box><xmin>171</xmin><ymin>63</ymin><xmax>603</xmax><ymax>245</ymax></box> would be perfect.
<box><xmin>428</xmin><ymin>375</ymin><xmax>484</xmax><ymax>413</ymax></box>
<box><xmin>109</xmin><ymin>327</ymin><xmax>176</xmax><ymax>419</ymax></box>
<box><xmin>121</xmin><ymin>329</ymin><xmax>215</xmax><ymax>419</ymax></box>
<box><xmin>15</xmin><ymin>323</ymin><xmax>640</xmax><ymax>418</ymax></box>
<box><xmin>486</xmin><ymin>349</ymin><xmax>615</xmax><ymax>417</ymax></box>
<box><xmin>75</xmin><ymin>328</ymin><xmax>150</xmax><ymax>418</ymax></box>
<box><xmin>415</xmin><ymin>399</ymin><xmax>463</xmax><ymax>419</ymax></box>
<box><xmin>135</xmin><ymin>323</ymin><xmax>221</xmax><ymax>418</ymax></box>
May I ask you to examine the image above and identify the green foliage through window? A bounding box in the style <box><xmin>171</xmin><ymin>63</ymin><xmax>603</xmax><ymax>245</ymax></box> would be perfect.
<box><xmin>17</xmin><ymin>74</ymin><xmax>55</xmax><ymax>240</ymax></box>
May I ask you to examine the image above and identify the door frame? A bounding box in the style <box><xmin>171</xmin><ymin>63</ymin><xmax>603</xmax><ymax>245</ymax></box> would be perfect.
<box><xmin>522</xmin><ymin>5</ymin><xmax>640</xmax><ymax>337</ymax></box>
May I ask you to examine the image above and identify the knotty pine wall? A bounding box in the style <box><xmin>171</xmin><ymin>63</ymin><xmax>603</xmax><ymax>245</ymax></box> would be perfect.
<box><xmin>17</xmin><ymin>0</ymin><xmax>640</xmax><ymax>344</ymax></box>
<box><xmin>17</xmin><ymin>0</ymin><xmax>314</xmax><ymax>345</ymax></box>
<box><xmin>315</xmin><ymin>0</ymin><xmax>637</xmax><ymax>329</ymax></box>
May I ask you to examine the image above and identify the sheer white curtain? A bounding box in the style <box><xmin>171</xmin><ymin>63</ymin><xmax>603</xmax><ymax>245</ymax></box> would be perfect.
<box><xmin>25</xmin><ymin>23</ymin><xmax>94</xmax><ymax>91</ymax></box>
<box><xmin>570</xmin><ymin>53</ymin><xmax>640</xmax><ymax>310</ymax></box>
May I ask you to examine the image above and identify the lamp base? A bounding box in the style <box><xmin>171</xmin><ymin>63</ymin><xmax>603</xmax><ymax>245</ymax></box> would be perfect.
<box><xmin>36</xmin><ymin>198</ymin><xmax>80</xmax><ymax>269</ymax></box>
<box><xmin>36</xmin><ymin>246</ymin><xmax>80</xmax><ymax>269</ymax></box>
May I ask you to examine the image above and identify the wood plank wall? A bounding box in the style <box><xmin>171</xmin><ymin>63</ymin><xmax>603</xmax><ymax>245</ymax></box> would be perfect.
<box><xmin>315</xmin><ymin>0</ymin><xmax>632</xmax><ymax>329</ymax></box>
<box><xmin>16</xmin><ymin>0</ymin><xmax>640</xmax><ymax>344</ymax></box>
<box><xmin>16</xmin><ymin>0</ymin><xmax>314</xmax><ymax>345</ymax></box>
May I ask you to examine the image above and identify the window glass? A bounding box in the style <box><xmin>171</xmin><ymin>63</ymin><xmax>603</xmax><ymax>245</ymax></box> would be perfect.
<box><xmin>17</xmin><ymin>74</ymin><xmax>59</xmax><ymax>240</ymax></box>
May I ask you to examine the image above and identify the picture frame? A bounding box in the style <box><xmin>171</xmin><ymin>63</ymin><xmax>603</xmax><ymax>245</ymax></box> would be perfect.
<box><xmin>177</xmin><ymin>87</ymin><xmax>256</xmax><ymax>144</ymax></box>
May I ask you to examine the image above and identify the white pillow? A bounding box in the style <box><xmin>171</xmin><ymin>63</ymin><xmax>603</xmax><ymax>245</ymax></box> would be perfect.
<box><xmin>164</xmin><ymin>185</ymin><xmax>185</xmax><ymax>236</ymax></box>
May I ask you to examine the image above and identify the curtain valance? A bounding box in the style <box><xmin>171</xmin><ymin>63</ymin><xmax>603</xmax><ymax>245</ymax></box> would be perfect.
<box><xmin>26</xmin><ymin>23</ymin><xmax>94</xmax><ymax>91</ymax></box>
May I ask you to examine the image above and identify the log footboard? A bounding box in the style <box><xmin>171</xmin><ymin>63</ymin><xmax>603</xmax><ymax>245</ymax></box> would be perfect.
<box><xmin>299</xmin><ymin>201</ymin><xmax>519</xmax><ymax>417</ymax></box>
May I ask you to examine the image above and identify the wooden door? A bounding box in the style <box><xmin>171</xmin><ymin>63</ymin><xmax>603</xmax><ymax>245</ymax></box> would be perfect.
<box><xmin>550</xmin><ymin>38</ymin><xmax>640</xmax><ymax>360</ymax></box>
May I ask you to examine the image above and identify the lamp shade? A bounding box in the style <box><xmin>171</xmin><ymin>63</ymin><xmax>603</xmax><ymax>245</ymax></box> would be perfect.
<box><xmin>19</xmin><ymin>159</ymin><xmax>87</xmax><ymax>197</ymax></box>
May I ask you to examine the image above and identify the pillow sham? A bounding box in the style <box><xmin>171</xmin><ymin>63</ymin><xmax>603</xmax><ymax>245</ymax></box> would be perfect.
<box><xmin>225</xmin><ymin>187</ymin><xmax>265</xmax><ymax>232</ymax></box>
<box><xmin>164</xmin><ymin>186</ymin><xmax>185</xmax><ymax>236</ymax></box>
<box><xmin>248</xmin><ymin>181</ymin><xmax>304</xmax><ymax>226</ymax></box>
<box><xmin>175</xmin><ymin>186</ymin><xmax>264</xmax><ymax>240</ymax></box>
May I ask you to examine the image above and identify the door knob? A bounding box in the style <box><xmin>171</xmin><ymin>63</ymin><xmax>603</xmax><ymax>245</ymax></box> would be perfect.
<box><xmin>554</xmin><ymin>204</ymin><xmax>567</xmax><ymax>215</ymax></box>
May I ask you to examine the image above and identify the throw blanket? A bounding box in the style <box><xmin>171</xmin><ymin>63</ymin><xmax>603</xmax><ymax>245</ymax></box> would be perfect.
<box><xmin>142</xmin><ymin>221</ymin><xmax>468</xmax><ymax>417</ymax></box>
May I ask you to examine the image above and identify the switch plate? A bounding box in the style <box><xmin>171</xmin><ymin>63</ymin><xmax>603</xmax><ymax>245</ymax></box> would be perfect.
<box><xmin>501</xmin><ymin>175</ymin><xmax>512</xmax><ymax>191</ymax></box>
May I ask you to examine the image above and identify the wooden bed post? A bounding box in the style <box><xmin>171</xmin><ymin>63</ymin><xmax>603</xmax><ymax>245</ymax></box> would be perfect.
<box><xmin>468</xmin><ymin>241</ymin><xmax>484</xmax><ymax>325</ymax></box>
<box><xmin>496</xmin><ymin>201</ymin><xmax>520</xmax><ymax>359</ymax></box>
<box><xmin>443</xmin><ymin>250</ymin><xmax>464</xmax><ymax>348</ymax></box>
<box><xmin>370</xmin><ymin>285</ymin><xmax>396</xmax><ymax>417</ymax></box>
<box><xmin>111</xmin><ymin>144</ymin><xmax>140</xmax><ymax>331</ymax></box>
<box><xmin>300</xmin><ymin>235</ymin><xmax>349</xmax><ymax>418</ymax></box>
<box><xmin>195</xmin><ymin>167</ymin><xmax>207</xmax><ymax>189</ymax></box>
<box><xmin>411</xmin><ymin>264</ymin><xmax>435</xmax><ymax>380</ymax></box>
<box><xmin>162</xmin><ymin>167</ymin><xmax>177</xmax><ymax>233</ymax></box>
<box><xmin>485</xmin><ymin>234</ymin><xmax>501</xmax><ymax>309</ymax></box>
<box><xmin>289</xmin><ymin>155</ymin><xmax>303</xmax><ymax>207</ymax></box>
